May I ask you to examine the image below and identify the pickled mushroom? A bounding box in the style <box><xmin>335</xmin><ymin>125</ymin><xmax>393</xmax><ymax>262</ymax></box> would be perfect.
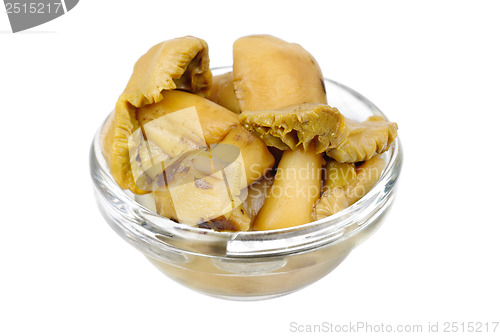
<box><xmin>102</xmin><ymin>36</ymin><xmax>212</xmax><ymax>194</ymax></box>
<box><xmin>327</xmin><ymin>116</ymin><xmax>398</xmax><ymax>163</ymax></box>
<box><xmin>312</xmin><ymin>155</ymin><xmax>386</xmax><ymax>220</ymax></box>
<box><xmin>233</xmin><ymin>35</ymin><xmax>327</xmax><ymax>111</ymax></box>
<box><xmin>238</xmin><ymin>103</ymin><xmax>347</xmax><ymax>152</ymax></box>
<box><xmin>252</xmin><ymin>149</ymin><xmax>323</xmax><ymax>230</ymax></box>
<box><xmin>233</xmin><ymin>34</ymin><xmax>328</xmax><ymax>230</ymax></box>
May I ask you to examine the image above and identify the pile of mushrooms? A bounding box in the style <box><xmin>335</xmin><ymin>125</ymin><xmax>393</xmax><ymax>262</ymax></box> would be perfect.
<box><xmin>101</xmin><ymin>35</ymin><xmax>398</xmax><ymax>231</ymax></box>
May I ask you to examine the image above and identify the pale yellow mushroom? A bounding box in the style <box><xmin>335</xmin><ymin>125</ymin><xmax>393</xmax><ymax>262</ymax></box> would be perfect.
<box><xmin>207</xmin><ymin>72</ymin><xmax>241</xmax><ymax>114</ymax></box>
<box><xmin>125</xmin><ymin>91</ymin><xmax>240</xmax><ymax>191</ymax></box>
<box><xmin>233</xmin><ymin>35</ymin><xmax>327</xmax><ymax>111</ymax></box>
<box><xmin>233</xmin><ymin>35</ymin><xmax>328</xmax><ymax>230</ymax></box>
<box><xmin>253</xmin><ymin>149</ymin><xmax>323</xmax><ymax>230</ymax></box>
<box><xmin>136</xmin><ymin>90</ymin><xmax>239</xmax><ymax>146</ymax></box>
<box><xmin>312</xmin><ymin>155</ymin><xmax>386</xmax><ymax>220</ymax></box>
<box><xmin>102</xmin><ymin>36</ymin><xmax>212</xmax><ymax>194</ymax></box>
<box><xmin>327</xmin><ymin>116</ymin><xmax>398</xmax><ymax>163</ymax></box>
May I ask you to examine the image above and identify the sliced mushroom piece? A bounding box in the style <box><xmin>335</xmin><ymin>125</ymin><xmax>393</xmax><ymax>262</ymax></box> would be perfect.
<box><xmin>312</xmin><ymin>154</ymin><xmax>386</xmax><ymax>220</ymax></box>
<box><xmin>239</xmin><ymin>103</ymin><xmax>347</xmax><ymax>152</ymax></box>
<box><xmin>253</xmin><ymin>149</ymin><xmax>323</xmax><ymax>230</ymax></box>
<box><xmin>327</xmin><ymin>116</ymin><xmax>398</xmax><ymax>163</ymax></box>
<box><xmin>207</xmin><ymin>72</ymin><xmax>241</xmax><ymax>114</ymax></box>
<box><xmin>233</xmin><ymin>35</ymin><xmax>327</xmax><ymax>111</ymax></box>
<box><xmin>102</xmin><ymin>36</ymin><xmax>212</xmax><ymax>194</ymax></box>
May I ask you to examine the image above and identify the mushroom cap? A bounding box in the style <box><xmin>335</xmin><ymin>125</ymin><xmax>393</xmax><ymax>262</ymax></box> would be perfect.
<box><xmin>120</xmin><ymin>36</ymin><xmax>212</xmax><ymax>107</ymax></box>
<box><xmin>312</xmin><ymin>154</ymin><xmax>386</xmax><ymax>220</ymax></box>
<box><xmin>233</xmin><ymin>35</ymin><xmax>326</xmax><ymax>112</ymax></box>
<box><xmin>238</xmin><ymin>103</ymin><xmax>347</xmax><ymax>153</ymax></box>
<box><xmin>102</xmin><ymin>36</ymin><xmax>212</xmax><ymax>193</ymax></box>
<box><xmin>312</xmin><ymin>187</ymin><xmax>350</xmax><ymax>220</ymax></box>
<box><xmin>327</xmin><ymin>116</ymin><xmax>398</xmax><ymax>163</ymax></box>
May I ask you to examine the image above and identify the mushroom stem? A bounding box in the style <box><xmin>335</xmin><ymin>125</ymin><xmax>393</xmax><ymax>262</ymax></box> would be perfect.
<box><xmin>252</xmin><ymin>149</ymin><xmax>323</xmax><ymax>230</ymax></box>
<box><xmin>218</xmin><ymin>125</ymin><xmax>275</xmax><ymax>187</ymax></box>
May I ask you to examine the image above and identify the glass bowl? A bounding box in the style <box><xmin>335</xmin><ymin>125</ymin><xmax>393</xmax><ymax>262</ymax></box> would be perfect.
<box><xmin>89</xmin><ymin>70</ymin><xmax>403</xmax><ymax>300</ymax></box>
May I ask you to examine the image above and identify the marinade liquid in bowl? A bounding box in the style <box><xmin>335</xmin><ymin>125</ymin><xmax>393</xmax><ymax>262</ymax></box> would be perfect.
<box><xmin>90</xmin><ymin>69</ymin><xmax>403</xmax><ymax>300</ymax></box>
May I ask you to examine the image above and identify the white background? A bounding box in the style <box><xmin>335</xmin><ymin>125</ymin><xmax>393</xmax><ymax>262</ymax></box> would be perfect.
<box><xmin>1</xmin><ymin>1</ymin><xmax>499</xmax><ymax>335</ymax></box>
